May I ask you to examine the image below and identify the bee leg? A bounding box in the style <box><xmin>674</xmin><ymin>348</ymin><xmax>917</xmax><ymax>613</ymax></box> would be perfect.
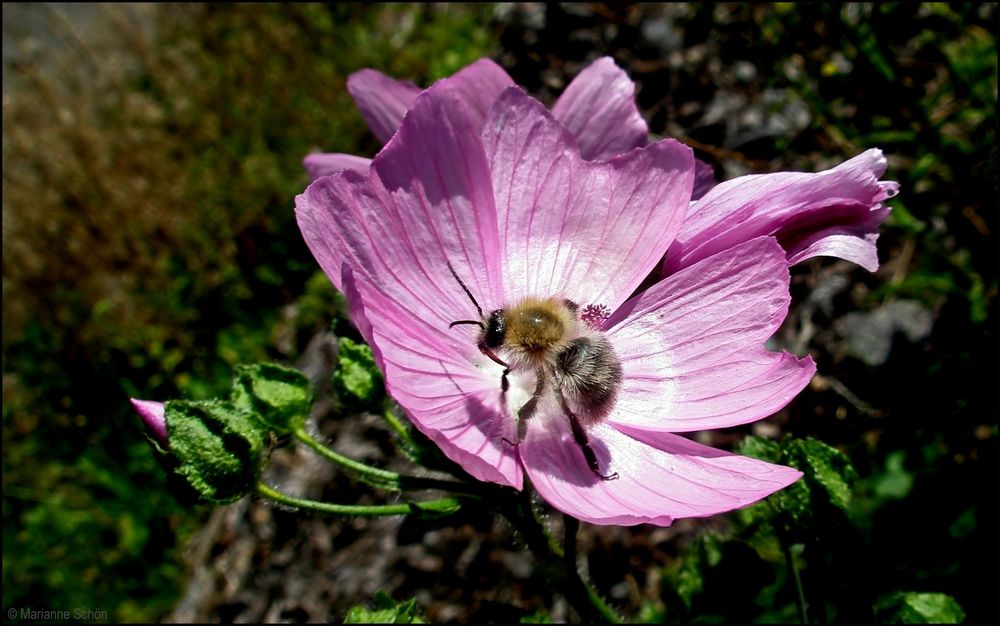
<box><xmin>554</xmin><ymin>387</ymin><xmax>618</xmax><ymax>481</ymax></box>
<box><xmin>568</xmin><ymin>413</ymin><xmax>619</xmax><ymax>481</ymax></box>
<box><xmin>517</xmin><ymin>371</ymin><xmax>546</xmax><ymax>422</ymax></box>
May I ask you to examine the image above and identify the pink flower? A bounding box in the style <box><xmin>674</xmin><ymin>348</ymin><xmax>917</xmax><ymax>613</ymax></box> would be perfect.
<box><xmin>295</xmin><ymin>75</ymin><xmax>815</xmax><ymax>526</ymax></box>
<box><xmin>305</xmin><ymin>57</ymin><xmax>897</xmax><ymax>272</ymax></box>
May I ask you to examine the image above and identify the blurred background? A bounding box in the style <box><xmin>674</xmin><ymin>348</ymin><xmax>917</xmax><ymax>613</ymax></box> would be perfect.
<box><xmin>2</xmin><ymin>3</ymin><xmax>996</xmax><ymax>623</ymax></box>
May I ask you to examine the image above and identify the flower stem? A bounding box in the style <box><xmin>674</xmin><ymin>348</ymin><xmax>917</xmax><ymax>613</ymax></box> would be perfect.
<box><xmin>501</xmin><ymin>489</ymin><xmax>620</xmax><ymax>623</ymax></box>
<box><xmin>381</xmin><ymin>403</ymin><xmax>418</xmax><ymax>449</ymax></box>
<box><xmin>293</xmin><ymin>425</ymin><xmax>400</xmax><ymax>488</ymax></box>
<box><xmin>256</xmin><ymin>482</ymin><xmax>461</xmax><ymax>517</ymax></box>
<box><xmin>564</xmin><ymin>513</ymin><xmax>579</xmax><ymax>569</ymax></box>
<box><xmin>291</xmin><ymin>425</ymin><xmax>486</xmax><ymax>496</ymax></box>
<box><xmin>782</xmin><ymin>538</ymin><xmax>809</xmax><ymax>624</ymax></box>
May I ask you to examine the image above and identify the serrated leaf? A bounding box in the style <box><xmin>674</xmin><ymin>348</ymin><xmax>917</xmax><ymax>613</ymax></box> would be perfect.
<box><xmin>773</xmin><ymin>478</ymin><xmax>812</xmax><ymax>525</ymax></box>
<box><xmin>875</xmin><ymin>592</ymin><xmax>966</xmax><ymax>624</ymax></box>
<box><xmin>790</xmin><ymin>437</ymin><xmax>857</xmax><ymax>514</ymax></box>
<box><xmin>345</xmin><ymin>591</ymin><xmax>424</xmax><ymax>624</ymax></box>
<box><xmin>165</xmin><ymin>399</ymin><xmax>267</xmax><ymax>503</ymax></box>
<box><xmin>231</xmin><ymin>362</ymin><xmax>313</xmax><ymax>433</ymax></box>
<box><xmin>737</xmin><ymin>435</ymin><xmax>783</xmax><ymax>463</ymax></box>
<box><xmin>738</xmin><ymin>436</ymin><xmax>809</xmax><ymax>524</ymax></box>
<box><xmin>334</xmin><ymin>337</ymin><xmax>384</xmax><ymax>405</ymax></box>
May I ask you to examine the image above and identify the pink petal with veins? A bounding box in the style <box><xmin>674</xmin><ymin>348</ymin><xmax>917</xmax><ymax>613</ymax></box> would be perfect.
<box><xmin>605</xmin><ymin>237</ymin><xmax>815</xmax><ymax>433</ymax></box>
<box><xmin>484</xmin><ymin>86</ymin><xmax>693</xmax><ymax>311</ymax></box>
<box><xmin>663</xmin><ymin>149</ymin><xmax>897</xmax><ymax>273</ymax></box>
<box><xmin>520</xmin><ymin>420</ymin><xmax>802</xmax><ymax>526</ymax></box>
<box><xmin>551</xmin><ymin>57</ymin><xmax>649</xmax><ymax>161</ymax></box>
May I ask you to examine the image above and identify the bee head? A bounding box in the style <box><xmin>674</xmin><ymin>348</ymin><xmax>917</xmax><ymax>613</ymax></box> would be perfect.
<box><xmin>484</xmin><ymin>309</ymin><xmax>506</xmax><ymax>348</ymax></box>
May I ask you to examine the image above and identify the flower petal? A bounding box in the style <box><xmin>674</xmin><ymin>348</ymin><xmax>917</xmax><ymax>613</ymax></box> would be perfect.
<box><xmin>519</xmin><ymin>420</ymin><xmax>801</xmax><ymax>526</ymax></box>
<box><xmin>662</xmin><ymin>149</ymin><xmax>897</xmax><ymax>274</ymax></box>
<box><xmin>551</xmin><ymin>57</ymin><xmax>648</xmax><ymax>161</ymax></box>
<box><xmin>692</xmin><ymin>157</ymin><xmax>716</xmax><ymax>201</ymax></box>
<box><xmin>605</xmin><ymin>236</ymin><xmax>815</xmax><ymax>433</ymax></box>
<box><xmin>343</xmin><ymin>267</ymin><xmax>523</xmax><ymax>488</ymax></box>
<box><xmin>348</xmin><ymin>59</ymin><xmax>513</xmax><ymax>145</ymax></box>
<box><xmin>131</xmin><ymin>398</ymin><xmax>168</xmax><ymax>448</ymax></box>
<box><xmin>303</xmin><ymin>153</ymin><xmax>372</xmax><ymax>180</ymax></box>
<box><xmin>346</xmin><ymin>69</ymin><xmax>421</xmax><ymax>144</ymax></box>
<box><xmin>484</xmin><ymin>86</ymin><xmax>693</xmax><ymax>310</ymax></box>
<box><xmin>447</xmin><ymin>58</ymin><xmax>516</xmax><ymax>131</ymax></box>
<box><xmin>296</xmin><ymin>78</ymin><xmax>504</xmax><ymax>329</ymax></box>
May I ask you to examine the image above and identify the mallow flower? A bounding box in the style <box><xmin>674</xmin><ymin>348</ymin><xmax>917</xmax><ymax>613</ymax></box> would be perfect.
<box><xmin>306</xmin><ymin>57</ymin><xmax>897</xmax><ymax>277</ymax></box>
<box><xmin>295</xmin><ymin>75</ymin><xmax>818</xmax><ymax>526</ymax></box>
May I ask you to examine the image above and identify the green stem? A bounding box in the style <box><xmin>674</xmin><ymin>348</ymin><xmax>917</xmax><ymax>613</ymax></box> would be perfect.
<box><xmin>503</xmin><ymin>489</ymin><xmax>620</xmax><ymax>624</ymax></box>
<box><xmin>783</xmin><ymin>539</ymin><xmax>809</xmax><ymax>624</ymax></box>
<box><xmin>256</xmin><ymin>483</ymin><xmax>461</xmax><ymax>517</ymax></box>
<box><xmin>292</xmin><ymin>425</ymin><xmax>486</xmax><ymax>496</ymax></box>
<box><xmin>564</xmin><ymin>513</ymin><xmax>579</xmax><ymax>569</ymax></box>
<box><xmin>293</xmin><ymin>425</ymin><xmax>401</xmax><ymax>489</ymax></box>
<box><xmin>381</xmin><ymin>403</ymin><xmax>417</xmax><ymax>449</ymax></box>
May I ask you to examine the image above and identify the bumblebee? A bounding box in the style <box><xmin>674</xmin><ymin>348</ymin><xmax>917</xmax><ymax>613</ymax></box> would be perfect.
<box><xmin>448</xmin><ymin>264</ymin><xmax>623</xmax><ymax>480</ymax></box>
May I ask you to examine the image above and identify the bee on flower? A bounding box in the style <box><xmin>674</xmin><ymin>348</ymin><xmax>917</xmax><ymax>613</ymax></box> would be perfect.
<box><xmin>291</xmin><ymin>58</ymin><xmax>898</xmax><ymax>526</ymax></box>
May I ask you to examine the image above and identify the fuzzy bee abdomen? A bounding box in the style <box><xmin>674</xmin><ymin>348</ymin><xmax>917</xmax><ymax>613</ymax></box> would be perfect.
<box><xmin>556</xmin><ymin>335</ymin><xmax>623</xmax><ymax>424</ymax></box>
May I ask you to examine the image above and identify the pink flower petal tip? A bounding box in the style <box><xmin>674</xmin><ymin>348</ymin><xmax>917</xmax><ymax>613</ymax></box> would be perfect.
<box><xmin>665</xmin><ymin>148</ymin><xmax>898</xmax><ymax>274</ymax></box>
<box><xmin>131</xmin><ymin>398</ymin><xmax>168</xmax><ymax>448</ymax></box>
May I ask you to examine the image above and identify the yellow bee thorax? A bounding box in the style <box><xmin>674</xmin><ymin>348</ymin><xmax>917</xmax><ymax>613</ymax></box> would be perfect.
<box><xmin>503</xmin><ymin>298</ymin><xmax>576</xmax><ymax>365</ymax></box>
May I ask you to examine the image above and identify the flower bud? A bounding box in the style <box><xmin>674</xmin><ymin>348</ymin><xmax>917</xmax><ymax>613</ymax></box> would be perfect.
<box><xmin>131</xmin><ymin>397</ymin><xmax>270</xmax><ymax>504</ymax></box>
<box><xmin>131</xmin><ymin>398</ymin><xmax>169</xmax><ymax>449</ymax></box>
<box><xmin>230</xmin><ymin>362</ymin><xmax>313</xmax><ymax>434</ymax></box>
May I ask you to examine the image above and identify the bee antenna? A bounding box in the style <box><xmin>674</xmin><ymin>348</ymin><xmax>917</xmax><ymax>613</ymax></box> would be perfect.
<box><xmin>449</xmin><ymin>319</ymin><xmax>486</xmax><ymax>330</ymax></box>
<box><xmin>446</xmin><ymin>262</ymin><xmax>484</xmax><ymax>318</ymax></box>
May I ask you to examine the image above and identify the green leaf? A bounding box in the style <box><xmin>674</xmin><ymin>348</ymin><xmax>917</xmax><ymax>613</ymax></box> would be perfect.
<box><xmin>633</xmin><ymin>601</ymin><xmax>665</xmax><ymax>624</ymax></box>
<box><xmin>871</xmin><ymin>450</ymin><xmax>915</xmax><ymax>500</ymax></box>
<box><xmin>231</xmin><ymin>362</ymin><xmax>313</xmax><ymax>433</ymax></box>
<box><xmin>737</xmin><ymin>435</ymin><xmax>783</xmax><ymax>463</ymax></box>
<box><xmin>165</xmin><ymin>399</ymin><xmax>268</xmax><ymax>503</ymax></box>
<box><xmin>519</xmin><ymin>609</ymin><xmax>553</xmax><ymax>624</ymax></box>
<box><xmin>662</xmin><ymin>534</ymin><xmax>723</xmax><ymax>611</ymax></box>
<box><xmin>948</xmin><ymin>507</ymin><xmax>977</xmax><ymax>540</ymax></box>
<box><xmin>788</xmin><ymin>437</ymin><xmax>857</xmax><ymax>515</ymax></box>
<box><xmin>772</xmin><ymin>477</ymin><xmax>813</xmax><ymax>525</ymax></box>
<box><xmin>875</xmin><ymin>592</ymin><xmax>966</xmax><ymax>624</ymax></box>
<box><xmin>334</xmin><ymin>337</ymin><xmax>384</xmax><ymax>405</ymax></box>
<box><xmin>738</xmin><ymin>436</ymin><xmax>809</xmax><ymax>524</ymax></box>
<box><xmin>345</xmin><ymin>590</ymin><xmax>425</xmax><ymax>624</ymax></box>
<box><xmin>408</xmin><ymin>497</ymin><xmax>462</xmax><ymax>519</ymax></box>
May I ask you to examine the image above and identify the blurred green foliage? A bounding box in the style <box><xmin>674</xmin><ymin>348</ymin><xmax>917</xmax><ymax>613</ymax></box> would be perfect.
<box><xmin>874</xmin><ymin>592</ymin><xmax>967</xmax><ymax>624</ymax></box>
<box><xmin>344</xmin><ymin>590</ymin><xmax>426</xmax><ymax>624</ymax></box>
<box><xmin>644</xmin><ymin>435</ymin><xmax>967</xmax><ymax>623</ymax></box>
<box><xmin>3</xmin><ymin>4</ymin><xmax>496</xmax><ymax>621</ymax></box>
